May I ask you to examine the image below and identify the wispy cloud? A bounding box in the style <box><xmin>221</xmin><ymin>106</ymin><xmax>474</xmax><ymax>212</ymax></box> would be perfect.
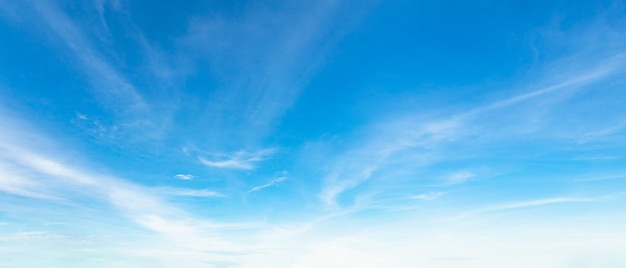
<box><xmin>174</xmin><ymin>174</ymin><xmax>194</xmax><ymax>180</ymax></box>
<box><xmin>410</xmin><ymin>192</ymin><xmax>446</xmax><ymax>201</ymax></box>
<box><xmin>247</xmin><ymin>177</ymin><xmax>289</xmax><ymax>194</ymax></box>
<box><xmin>174</xmin><ymin>0</ymin><xmax>370</xmax><ymax>148</ymax></box>
<box><xmin>318</xmin><ymin>49</ymin><xmax>626</xmax><ymax>207</ymax></box>
<box><xmin>26</xmin><ymin>1</ymin><xmax>146</xmax><ymax>111</ymax></box>
<box><xmin>577</xmin><ymin>174</ymin><xmax>626</xmax><ymax>182</ymax></box>
<box><xmin>199</xmin><ymin>149</ymin><xmax>275</xmax><ymax>170</ymax></box>
<box><xmin>319</xmin><ymin>119</ymin><xmax>460</xmax><ymax>206</ymax></box>
<box><xmin>578</xmin><ymin>120</ymin><xmax>626</xmax><ymax>143</ymax></box>
<box><xmin>0</xmin><ymin>1</ymin><xmax>185</xmax><ymax>144</ymax></box>
<box><xmin>156</xmin><ymin>187</ymin><xmax>224</xmax><ymax>198</ymax></box>
<box><xmin>199</xmin><ymin>158</ymin><xmax>255</xmax><ymax>170</ymax></box>
<box><xmin>458</xmin><ymin>197</ymin><xmax>593</xmax><ymax>219</ymax></box>
<box><xmin>444</xmin><ymin>171</ymin><xmax>476</xmax><ymax>185</ymax></box>
<box><xmin>0</xmin><ymin>162</ymin><xmax>57</xmax><ymax>200</ymax></box>
<box><xmin>483</xmin><ymin>197</ymin><xmax>592</xmax><ymax>211</ymax></box>
<box><xmin>1</xmin><ymin>2</ymin><xmax>626</xmax><ymax>267</ymax></box>
<box><xmin>0</xmin><ymin>114</ymin><xmax>257</xmax><ymax>264</ymax></box>
<box><xmin>475</xmin><ymin>62</ymin><xmax>620</xmax><ymax>114</ymax></box>
<box><xmin>0</xmin><ymin>113</ymin><xmax>196</xmax><ymax>236</ymax></box>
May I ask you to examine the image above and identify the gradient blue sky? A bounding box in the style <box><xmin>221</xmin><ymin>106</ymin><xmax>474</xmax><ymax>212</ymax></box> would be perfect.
<box><xmin>1</xmin><ymin>1</ymin><xmax>626</xmax><ymax>267</ymax></box>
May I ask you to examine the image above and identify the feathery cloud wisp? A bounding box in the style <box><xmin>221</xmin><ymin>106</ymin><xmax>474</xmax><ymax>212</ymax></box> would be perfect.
<box><xmin>410</xmin><ymin>192</ymin><xmax>446</xmax><ymax>201</ymax></box>
<box><xmin>27</xmin><ymin>1</ymin><xmax>146</xmax><ymax>110</ymax></box>
<box><xmin>199</xmin><ymin>149</ymin><xmax>275</xmax><ymax>170</ymax></box>
<box><xmin>444</xmin><ymin>171</ymin><xmax>476</xmax><ymax>185</ymax></box>
<box><xmin>318</xmin><ymin>51</ymin><xmax>626</xmax><ymax>207</ymax></box>
<box><xmin>247</xmin><ymin>177</ymin><xmax>289</xmax><ymax>194</ymax></box>
<box><xmin>174</xmin><ymin>174</ymin><xmax>194</xmax><ymax>180</ymax></box>
<box><xmin>156</xmin><ymin>187</ymin><xmax>224</xmax><ymax>198</ymax></box>
<box><xmin>457</xmin><ymin>197</ymin><xmax>593</xmax><ymax>219</ymax></box>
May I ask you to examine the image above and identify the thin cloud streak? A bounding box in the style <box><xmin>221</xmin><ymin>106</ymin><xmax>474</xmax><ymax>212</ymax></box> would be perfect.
<box><xmin>444</xmin><ymin>171</ymin><xmax>476</xmax><ymax>185</ymax></box>
<box><xmin>247</xmin><ymin>177</ymin><xmax>288</xmax><ymax>194</ymax></box>
<box><xmin>576</xmin><ymin>173</ymin><xmax>626</xmax><ymax>182</ymax></box>
<box><xmin>199</xmin><ymin>157</ymin><xmax>255</xmax><ymax>170</ymax></box>
<box><xmin>156</xmin><ymin>187</ymin><xmax>224</xmax><ymax>198</ymax></box>
<box><xmin>0</xmin><ymin>118</ymin><xmax>258</xmax><ymax>263</ymax></box>
<box><xmin>1</xmin><ymin>2</ymin><xmax>626</xmax><ymax>266</ymax></box>
<box><xmin>462</xmin><ymin>52</ymin><xmax>626</xmax><ymax>119</ymax></box>
<box><xmin>26</xmin><ymin>0</ymin><xmax>146</xmax><ymax>111</ymax></box>
<box><xmin>410</xmin><ymin>192</ymin><xmax>446</xmax><ymax>201</ymax></box>
<box><xmin>319</xmin><ymin>50</ymin><xmax>626</xmax><ymax>207</ymax></box>
<box><xmin>578</xmin><ymin>120</ymin><xmax>626</xmax><ymax>143</ymax></box>
<box><xmin>0</xmin><ymin>162</ymin><xmax>58</xmax><ymax>200</ymax></box>
<box><xmin>199</xmin><ymin>149</ymin><xmax>275</xmax><ymax>170</ymax></box>
<box><xmin>177</xmin><ymin>0</ymin><xmax>368</xmax><ymax>147</ymax></box>
<box><xmin>174</xmin><ymin>174</ymin><xmax>194</xmax><ymax>180</ymax></box>
<box><xmin>483</xmin><ymin>197</ymin><xmax>592</xmax><ymax>211</ymax></box>
<box><xmin>0</xmin><ymin>115</ymin><xmax>200</xmax><ymax>239</ymax></box>
<box><xmin>457</xmin><ymin>197</ymin><xmax>593</xmax><ymax>219</ymax></box>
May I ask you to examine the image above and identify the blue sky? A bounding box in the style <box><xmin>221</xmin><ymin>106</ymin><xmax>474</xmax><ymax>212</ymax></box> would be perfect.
<box><xmin>1</xmin><ymin>0</ymin><xmax>626</xmax><ymax>267</ymax></box>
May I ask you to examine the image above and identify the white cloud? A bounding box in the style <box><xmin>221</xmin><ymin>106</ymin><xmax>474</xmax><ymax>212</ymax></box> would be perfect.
<box><xmin>577</xmin><ymin>173</ymin><xmax>626</xmax><ymax>182</ymax></box>
<box><xmin>459</xmin><ymin>197</ymin><xmax>593</xmax><ymax>219</ymax></box>
<box><xmin>174</xmin><ymin>174</ymin><xmax>194</xmax><ymax>180</ymax></box>
<box><xmin>0</xmin><ymin>125</ymin><xmax>196</xmax><ymax>240</ymax></box>
<box><xmin>320</xmin><ymin>227</ymin><xmax>623</xmax><ymax>268</ymax></box>
<box><xmin>444</xmin><ymin>171</ymin><xmax>476</xmax><ymax>185</ymax></box>
<box><xmin>410</xmin><ymin>192</ymin><xmax>445</xmax><ymax>201</ymax></box>
<box><xmin>0</xmin><ymin>2</ymin><xmax>185</xmax><ymax>144</ymax></box>
<box><xmin>156</xmin><ymin>187</ymin><xmax>224</xmax><ymax>198</ymax></box>
<box><xmin>0</xmin><ymin>162</ymin><xmax>57</xmax><ymax>200</ymax></box>
<box><xmin>177</xmin><ymin>0</ymin><xmax>355</xmax><ymax>143</ymax></box>
<box><xmin>318</xmin><ymin>51</ymin><xmax>626</xmax><ymax>208</ymax></box>
<box><xmin>320</xmin><ymin>166</ymin><xmax>377</xmax><ymax>206</ymax></box>
<box><xmin>482</xmin><ymin>197</ymin><xmax>592</xmax><ymax>212</ymax></box>
<box><xmin>247</xmin><ymin>177</ymin><xmax>288</xmax><ymax>194</ymax></box>
<box><xmin>27</xmin><ymin>1</ymin><xmax>146</xmax><ymax>110</ymax></box>
<box><xmin>199</xmin><ymin>149</ymin><xmax>275</xmax><ymax>170</ymax></box>
<box><xmin>476</xmin><ymin>64</ymin><xmax>617</xmax><ymax>114</ymax></box>
<box><xmin>579</xmin><ymin>120</ymin><xmax>626</xmax><ymax>143</ymax></box>
<box><xmin>319</xmin><ymin>119</ymin><xmax>460</xmax><ymax>206</ymax></box>
<box><xmin>133</xmin><ymin>215</ymin><xmax>195</xmax><ymax>235</ymax></box>
<box><xmin>199</xmin><ymin>157</ymin><xmax>255</xmax><ymax>169</ymax></box>
<box><xmin>0</xmin><ymin>126</ymin><xmax>251</xmax><ymax>266</ymax></box>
